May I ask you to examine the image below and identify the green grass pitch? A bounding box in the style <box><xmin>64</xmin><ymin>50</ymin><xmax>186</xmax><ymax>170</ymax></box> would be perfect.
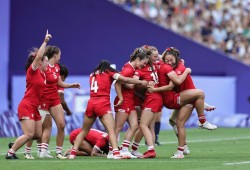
<box><xmin>0</xmin><ymin>128</ymin><xmax>249</xmax><ymax>170</ymax></box>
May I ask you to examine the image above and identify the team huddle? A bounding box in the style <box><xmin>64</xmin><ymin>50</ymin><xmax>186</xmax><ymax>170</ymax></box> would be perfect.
<box><xmin>6</xmin><ymin>30</ymin><xmax>217</xmax><ymax>160</ymax></box>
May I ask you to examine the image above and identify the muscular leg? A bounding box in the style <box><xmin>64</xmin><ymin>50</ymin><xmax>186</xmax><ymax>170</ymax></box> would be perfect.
<box><xmin>171</xmin><ymin>106</ymin><xmax>192</xmax><ymax>158</ymax></box>
<box><xmin>7</xmin><ymin>120</ymin><xmax>36</xmax><ymax>158</ymax></box>
<box><xmin>114</xmin><ymin>111</ymin><xmax>128</xmax><ymax>140</ymax></box>
<box><xmin>50</xmin><ymin>104</ymin><xmax>65</xmax><ymax>151</ymax></box>
<box><xmin>72</xmin><ymin>115</ymin><xmax>96</xmax><ymax>152</ymax></box>
<box><xmin>179</xmin><ymin>89</ymin><xmax>217</xmax><ymax>130</ymax></box>
<box><xmin>121</xmin><ymin>110</ymin><xmax>138</xmax><ymax>153</ymax></box>
<box><xmin>100</xmin><ymin>113</ymin><xmax>119</xmax><ymax>152</ymax></box>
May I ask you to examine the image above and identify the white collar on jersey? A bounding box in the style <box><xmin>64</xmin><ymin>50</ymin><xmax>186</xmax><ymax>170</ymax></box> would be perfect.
<box><xmin>128</xmin><ymin>62</ymin><xmax>135</xmax><ymax>70</ymax></box>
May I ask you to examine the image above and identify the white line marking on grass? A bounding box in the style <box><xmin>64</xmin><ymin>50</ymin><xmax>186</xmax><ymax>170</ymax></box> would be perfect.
<box><xmin>223</xmin><ymin>161</ymin><xmax>250</xmax><ymax>165</ymax></box>
<box><xmin>159</xmin><ymin>136</ymin><xmax>250</xmax><ymax>145</ymax></box>
<box><xmin>1</xmin><ymin>136</ymin><xmax>249</xmax><ymax>156</ymax></box>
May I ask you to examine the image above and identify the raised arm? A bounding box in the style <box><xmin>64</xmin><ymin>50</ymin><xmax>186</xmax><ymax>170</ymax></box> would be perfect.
<box><xmin>32</xmin><ymin>30</ymin><xmax>52</xmax><ymax>69</ymax></box>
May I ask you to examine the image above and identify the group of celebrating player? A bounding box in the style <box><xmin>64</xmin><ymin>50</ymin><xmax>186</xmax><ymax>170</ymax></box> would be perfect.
<box><xmin>6</xmin><ymin>30</ymin><xmax>217</xmax><ymax>160</ymax></box>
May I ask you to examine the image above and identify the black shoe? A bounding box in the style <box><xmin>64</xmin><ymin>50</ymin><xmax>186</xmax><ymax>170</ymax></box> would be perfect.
<box><xmin>8</xmin><ymin>142</ymin><xmax>14</xmax><ymax>149</ymax></box>
<box><xmin>6</xmin><ymin>154</ymin><xmax>19</xmax><ymax>159</ymax></box>
<box><xmin>155</xmin><ymin>141</ymin><xmax>161</xmax><ymax>146</ymax></box>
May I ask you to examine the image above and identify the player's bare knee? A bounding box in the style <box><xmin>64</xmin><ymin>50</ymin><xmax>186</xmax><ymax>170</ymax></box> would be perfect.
<box><xmin>139</xmin><ymin>123</ymin><xmax>145</xmax><ymax>130</ymax></box>
<box><xmin>130</xmin><ymin>124</ymin><xmax>139</xmax><ymax>132</ymax></box>
<box><xmin>197</xmin><ymin>89</ymin><xmax>205</xmax><ymax>98</ymax></box>
<box><xmin>25</xmin><ymin>132</ymin><xmax>35</xmax><ymax>140</ymax></box>
<box><xmin>57</xmin><ymin>122</ymin><xmax>65</xmax><ymax>130</ymax></box>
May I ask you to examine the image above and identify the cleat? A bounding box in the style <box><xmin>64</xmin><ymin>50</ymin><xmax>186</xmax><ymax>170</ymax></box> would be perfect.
<box><xmin>142</xmin><ymin>150</ymin><xmax>156</xmax><ymax>158</ymax></box>
<box><xmin>24</xmin><ymin>153</ymin><xmax>35</xmax><ymax>159</ymax></box>
<box><xmin>204</xmin><ymin>103</ymin><xmax>216</xmax><ymax>111</ymax></box>
<box><xmin>171</xmin><ymin>152</ymin><xmax>184</xmax><ymax>159</ymax></box>
<box><xmin>39</xmin><ymin>151</ymin><xmax>54</xmax><ymax>158</ymax></box>
<box><xmin>113</xmin><ymin>154</ymin><xmax>122</xmax><ymax>159</ymax></box>
<box><xmin>56</xmin><ymin>153</ymin><xmax>67</xmax><ymax>159</ymax></box>
<box><xmin>131</xmin><ymin>150</ymin><xmax>143</xmax><ymax>158</ymax></box>
<box><xmin>199</xmin><ymin>121</ymin><xmax>217</xmax><ymax>130</ymax></box>
<box><xmin>8</xmin><ymin>142</ymin><xmax>14</xmax><ymax>149</ymax></box>
<box><xmin>63</xmin><ymin>151</ymin><xmax>70</xmax><ymax>157</ymax></box>
<box><xmin>107</xmin><ymin>151</ymin><xmax>113</xmax><ymax>159</ymax></box>
<box><xmin>183</xmin><ymin>145</ymin><xmax>190</xmax><ymax>155</ymax></box>
<box><xmin>112</xmin><ymin>154</ymin><xmax>128</xmax><ymax>159</ymax></box>
<box><xmin>6</xmin><ymin>154</ymin><xmax>19</xmax><ymax>160</ymax></box>
<box><xmin>63</xmin><ymin>148</ymin><xmax>72</xmax><ymax>157</ymax></box>
<box><xmin>120</xmin><ymin>150</ymin><xmax>137</xmax><ymax>159</ymax></box>
<box><xmin>67</xmin><ymin>154</ymin><xmax>76</xmax><ymax>160</ymax></box>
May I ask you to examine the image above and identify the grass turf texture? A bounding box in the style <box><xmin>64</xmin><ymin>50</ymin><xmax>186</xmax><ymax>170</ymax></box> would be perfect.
<box><xmin>0</xmin><ymin>128</ymin><xmax>249</xmax><ymax>170</ymax></box>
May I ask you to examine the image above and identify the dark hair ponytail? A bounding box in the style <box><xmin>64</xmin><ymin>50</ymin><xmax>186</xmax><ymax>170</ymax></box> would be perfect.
<box><xmin>92</xmin><ymin>60</ymin><xmax>118</xmax><ymax>77</ymax></box>
<box><xmin>25</xmin><ymin>47</ymin><xmax>38</xmax><ymax>72</ymax></box>
<box><xmin>58</xmin><ymin>64</ymin><xmax>69</xmax><ymax>78</ymax></box>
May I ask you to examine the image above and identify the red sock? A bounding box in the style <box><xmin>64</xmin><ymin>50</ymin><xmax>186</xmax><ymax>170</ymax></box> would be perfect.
<box><xmin>178</xmin><ymin>146</ymin><xmax>184</xmax><ymax>152</ymax></box>
<box><xmin>198</xmin><ymin>113</ymin><xmax>206</xmax><ymax>124</ymax></box>
<box><xmin>109</xmin><ymin>145</ymin><xmax>112</xmax><ymax>152</ymax></box>
<box><xmin>113</xmin><ymin>148</ymin><xmax>120</xmax><ymax>156</ymax></box>
<box><xmin>70</xmin><ymin>149</ymin><xmax>77</xmax><ymax>156</ymax></box>
<box><xmin>131</xmin><ymin>142</ymin><xmax>139</xmax><ymax>151</ymax></box>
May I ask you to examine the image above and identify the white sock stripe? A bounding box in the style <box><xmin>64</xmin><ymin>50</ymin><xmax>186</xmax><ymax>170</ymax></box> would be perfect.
<box><xmin>123</xmin><ymin>140</ymin><xmax>131</xmax><ymax>144</ymax></box>
<box><xmin>8</xmin><ymin>149</ymin><xmax>15</xmax><ymax>154</ymax></box>
<box><xmin>148</xmin><ymin>145</ymin><xmax>154</xmax><ymax>150</ymax></box>
<box><xmin>41</xmin><ymin>143</ymin><xmax>48</xmax><ymax>147</ymax></box>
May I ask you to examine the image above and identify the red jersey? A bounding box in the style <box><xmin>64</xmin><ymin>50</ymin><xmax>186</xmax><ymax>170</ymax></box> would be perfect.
<box><xmin>158</xmin><ymin>63</ymin><xmax>175</xmax><ymax>95</ymax></box>
<box><xmin>174</xmin><ymin>62</ymin><xmax>195</xmax><ymax>92</ymax></box>
<box><xmin>120</xmin><ymin>62</ymin><xmax>136</xmax><ymax>98</ymax></box>
<box><xmin>70</xmin><ymin>128</ymin><xmax>109</xmax><ymax>151</ymax></box>
<box><xmin>44</xmin><ymin>64</ymin><xmax>60</xmax><ymax>100</ymax></box>
<box><xmin>22</xmin><ymin>65</ymin><xmax>46</xmax><ymax>106</ymax></box>
<box><xmin>155</xmin><ymin>60</ymin><xmax>163</xmax><ymax>69</ymax></box>
<box><xmin>135</xmin><ymin>63</ymin><xmax>159</xmax><ymax>94</ymax></box>
<box><xmin>89</xmin><ymin>70</ymin><xmax>118</xmax><ymax>98</ymax></box>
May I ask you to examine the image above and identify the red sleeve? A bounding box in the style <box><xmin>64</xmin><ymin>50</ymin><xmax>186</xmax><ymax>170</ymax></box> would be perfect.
<box><xmin>95</xmin><ymin>137</ymin><xmax>108</xmax><ymax>149</ymax></box>
<box><xmin>120</xmin><ymin>67</ymin><xmax>134</xmax><ymax>77</ymax></box>
<box><xmin>163</xmin><ymin>64</ymin><xmax>174</xmax><ymax>75</ymax></box>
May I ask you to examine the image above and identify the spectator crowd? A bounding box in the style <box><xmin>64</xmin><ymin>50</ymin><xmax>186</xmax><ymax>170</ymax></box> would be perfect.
<box><xmin>111</xmin><ymin>0</ymin><xmax>250</xmax><ymax>66</ymax></box>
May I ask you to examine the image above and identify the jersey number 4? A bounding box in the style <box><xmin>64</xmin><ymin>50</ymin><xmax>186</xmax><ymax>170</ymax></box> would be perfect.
<box><xmin>91</xmin><ymin>77</ymin><xmax>99</xmax><ymax>93</ymax></box>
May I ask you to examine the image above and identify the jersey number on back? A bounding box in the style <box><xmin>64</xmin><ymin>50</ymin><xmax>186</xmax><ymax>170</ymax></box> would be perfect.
<box><xmin>91</xmin><ymin>77</ymin><xmax>99</xmax><ymax>93</ymax></box>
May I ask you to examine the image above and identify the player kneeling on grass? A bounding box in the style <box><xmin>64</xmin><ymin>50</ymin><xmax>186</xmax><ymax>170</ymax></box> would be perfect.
<box><xmin>64</xmin><ymin>128</ymin><xmax>109</xmax><ymax>157</ymax></box>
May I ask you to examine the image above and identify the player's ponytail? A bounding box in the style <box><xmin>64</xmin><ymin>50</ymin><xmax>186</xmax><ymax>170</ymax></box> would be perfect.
<box><xmin>25</xmin><ymin>47</ymin><xmax>38</xmax><ymax>72</ymax></box>
<box><xmin>92</xmin><ymin>60</ymin><xmax>118</xmax><ymax>77</ymax></box>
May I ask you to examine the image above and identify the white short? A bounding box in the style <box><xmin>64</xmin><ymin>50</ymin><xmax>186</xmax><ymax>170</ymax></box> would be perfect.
<box><xmin>39</xmin><ymin>109</ymin><xmax>50</xmax><ymax>123</ymax></box>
